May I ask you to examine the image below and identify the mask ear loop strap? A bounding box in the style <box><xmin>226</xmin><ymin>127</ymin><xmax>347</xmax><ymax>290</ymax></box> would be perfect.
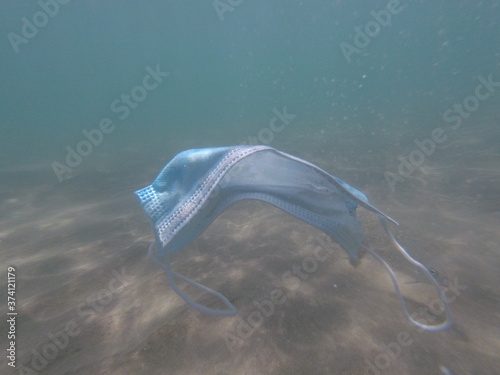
<box><xmin>362</xmin><ymin>217</ymin><xmax>453</xmax><ymax>331</ymax></box>
<box><xmin>148</xmin><ymin>242</ymin><xmax>238</xmax><ymax>316</ymax></box>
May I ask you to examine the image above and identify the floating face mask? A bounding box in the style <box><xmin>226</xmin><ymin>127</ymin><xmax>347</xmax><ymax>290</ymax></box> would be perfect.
<box><xmin>135</xmin><ymin>146</ymin><xmax>452</xmax><ymax>331</ymax></box>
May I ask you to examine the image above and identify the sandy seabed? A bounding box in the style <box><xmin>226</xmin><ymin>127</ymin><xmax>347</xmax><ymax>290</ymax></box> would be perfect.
<box><xmin>1</xmin><ymin>127</ymin><xmax>499</xmax><ymax>375</ymax></box>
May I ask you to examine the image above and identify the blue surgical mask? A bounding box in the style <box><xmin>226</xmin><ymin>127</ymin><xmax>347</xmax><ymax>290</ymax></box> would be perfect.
<box><xmin>135</xmin><ymin>146</ymin><xmax>452</xmax><ymax>331</ymax></box>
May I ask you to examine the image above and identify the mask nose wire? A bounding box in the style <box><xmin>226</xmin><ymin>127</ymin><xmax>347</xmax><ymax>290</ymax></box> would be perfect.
<box><xmin>148</xmin><ymin>242</ymin><xmax>238</xmax><ymax>316</ymax></box>
<box><xmin>361</xmin><ymin>217</ymin><xmax>453</xmax><ymax>331</ymax></box>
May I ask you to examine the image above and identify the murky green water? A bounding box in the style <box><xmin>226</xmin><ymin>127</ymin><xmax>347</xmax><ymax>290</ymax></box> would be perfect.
<box><xmin>1</xmin><ymin>1</ymin><xmax>499</xmax><ymax>374</ymax></box>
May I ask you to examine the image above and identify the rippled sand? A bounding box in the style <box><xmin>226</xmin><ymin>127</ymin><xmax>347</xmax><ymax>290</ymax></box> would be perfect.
<box><xmin>1</xmin><ymin>128</ymin><xmax>499</xmax><ymax>375</ymax></box>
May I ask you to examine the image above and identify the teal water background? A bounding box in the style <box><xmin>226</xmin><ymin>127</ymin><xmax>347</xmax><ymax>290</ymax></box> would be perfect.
<box><xmin>1</xmin><ymin>1</ymin><xmax>499</xmax><ymax>375</ymax></box>
<box><xmin>1</xmin><ymin>1</ymin><xmax>498</xmax><ymax>171</ymax></box>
